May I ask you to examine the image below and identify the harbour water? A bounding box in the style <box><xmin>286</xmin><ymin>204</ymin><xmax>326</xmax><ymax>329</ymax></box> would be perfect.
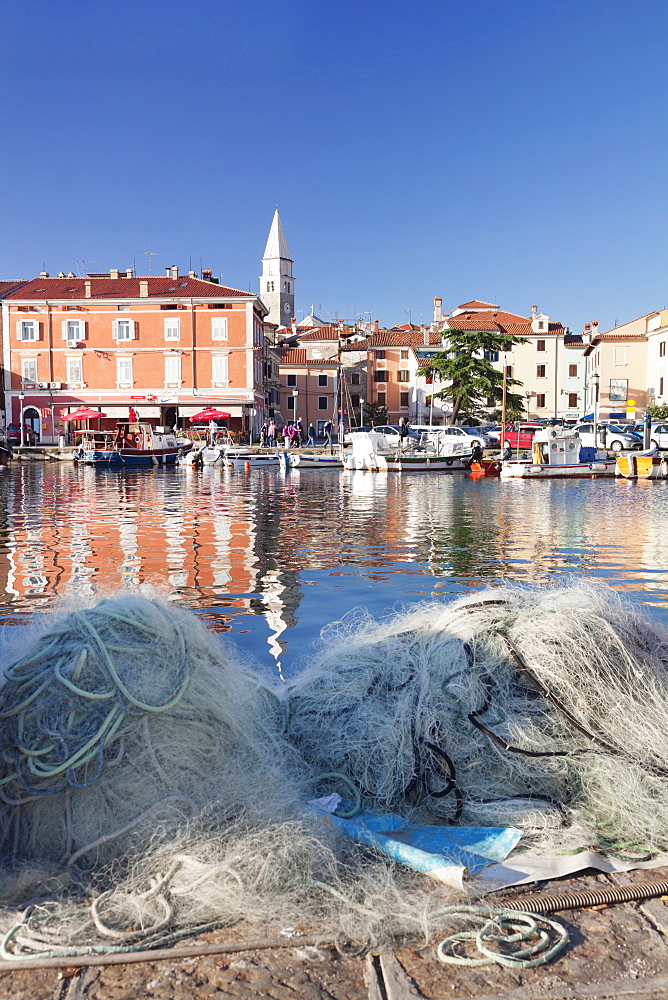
<box><xmin>1</xmin><ymin>463</ymin><xmax>667</xmax><ymax>678</ymax></box>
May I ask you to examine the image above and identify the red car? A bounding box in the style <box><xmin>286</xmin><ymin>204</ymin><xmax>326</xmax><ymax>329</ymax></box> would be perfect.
<box><xmin>7</xmin><ymin>423</ymin><xmax>39</xmax><ymax>445</ymax></box>
<box><xmin>501</xmin><ymin>422</ymin><xmax>543</xmax><ymax>449</ymax></box>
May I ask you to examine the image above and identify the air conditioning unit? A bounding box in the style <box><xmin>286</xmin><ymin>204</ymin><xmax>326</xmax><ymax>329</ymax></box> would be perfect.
<box><xmin>49</xmin><ymin>382</ymin><xmax>62</xmax><ymax>390</ymax></box>
<box><xmin>37</xmin><ymin>382</ymin><xmax>49</xmax><ymax>389</ymax></box>
<box><xmin>66</xmin><ymin>339</ymin><xmax>80</xmax><ymax>348</ymax></box>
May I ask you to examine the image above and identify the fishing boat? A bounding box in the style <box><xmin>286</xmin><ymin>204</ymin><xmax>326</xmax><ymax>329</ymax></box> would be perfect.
<box><xmin>500</xmin><ymin>427</ymin><xmax>616</xmax><ymax>479</ymax></box>
<box><xmin>343</xmin><ymin>431</ymin><xmax>471</xmax><ymax>472</ymax></box>
<box><xmin>615</xmin><ymin>447</ymin><xmax>668</xmax><ymax>480</ymax></box>
<box><xmin>221</xmin><ymin>447</ymin><xmax>281</xmax><ymax>469</ymax></box>
<box><xmin>73</xmin><ymin>423</ymin><xmax>191</xmax><ymax>467</ymax></box>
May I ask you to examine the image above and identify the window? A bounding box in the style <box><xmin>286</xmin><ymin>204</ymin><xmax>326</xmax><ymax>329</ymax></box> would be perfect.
<box><xmin>536</xmin><ymin>365</ymin><xmax>546</xmax><ymax>378</ymax></box>
<box><xmin>537</xmin><ymin>340</ymin><xmax>546</xmax><ymax>352</ymax></box>
<box><xmin>568</xmin><ymin>392</ymin><xmax>578</xmax><ymax>408</ymax></box>
<box><xmin>376</xmin><ymin>350</ymin><xmax>385</xmax><ymax>360</ymax></box>
<box><xmin>212</xmin><ymin>355</ymin><xmax>228</xmax><ymax>385</ymax></box>
<box><xmin>660</xmin><ymin>342</ymin><xmax>666</xmax><ymax>358</ymax></box>
<box><xmin>398</xmin><ymin>370</ymin><xmax>409</xmax><ymax>382</ymax></box>
<box><xmin>164</xmin><ymin>317</ymin><xmax>180</xmax><ymax>341</ymax></box>
<box><xmin>267</xmin><ymin>282</ymin><xmax>274</xmax><ymax>292</ymax></box>
<box><xmin>287</xmin><ymin>396</ymin><xmax>295</xmax><ymax>411</ymax></box>
<box><xmin>112</xmin><ymin>319</ymin><xmax>134</xmax><ymax>341</ymax></box>
<box><xmin>22</xmin><ymin>358</ymin><xmax>37</xmax><ymax>383</ymax></box>
<box><xmin>66</xmin><ymin>356</ymin><xmax>83</xmax><ymax>384</ymax></box>
<box><xmin>161</xmin><ymin>303</ymin><xmax>178</xmax><ymax>310</ymax></box>
<box><xmin>536</xmin><ymin>393</ymin><xmax>546</xmax><ymax>408</ymax></box>
<box><xmin>318</xmin><ymin>396</ymin><xmax>328</xmax><ymax>410</ymax></box>
<box><xmin>318</xmin><ymin>374</ymin><xmax>328</xmax><ymax>387</ymax></box>
<box><xmin>377</xmin><ymin>391</ymin><xmax>386</xmax><ymax>407</ymax></box>
<box><xmin>505</xmin><ymin>365</ymin><xmax>513</xmax><ymax>377</ymax></box>
<box><xmin>374</xmin><ymin>370</ymin><xmax>387</xmax><ymax>382</ymax></box>
<box><xmin>483</xmin><ymin>350</ymin><xmax>499</xmax><ymax>362</ymax></box>
<box><xmin>116</xmin><ymin>357</ymin><xmax>133</xmax><ymax>386</ymax></box>
<box><xmin>350</xmin><ymin>372</ymin><xmax>360</xmax><ymax>385</ymax></box>
<box><xmin>164</xmin><ymin>356</ymin><xmax>181</xmax><ymax>385</ymax></box>
<box><xmin>569</xmin><ymin>364</ymin><xmax>578</xmax><ymax>377</ymax></box>
<box><xmin>400</xmin><ymin>350</ymin><xmax>409</xmax><ymax>360</ymax></box>
<box><xmin>351</xmin><ymin>393</ymin><xmax>360</xmax><ymax>407</ymax></box>
<box><xmin>287</xmin><ymin>373</ymin><xmax>297</xmax><ymax>387</ymax></box>
<box><xmin>400</xmin><ymin>391</ymin><xmax>409</xmax><ymax>407</ymax></box>
<box><xmin>211</xmin><ymin>316</ymin><xmax>228</xmax><ymax>340</ymax></box>
<box><xmin>538</xmin><ymin>321</ymin><xmax>545</xmax><ymax>330</ymax></box>
<box><xmin>62</xmin><ymin>318</ymin><xmax>85</xmax><ymax>342</ymax></box>
<box><xmin>117</xmin><ymin>304</ymin><xmax>130</xmax><ymax>311</ymax></box>
<box><xmin>16</xmin><ymin>319</ymin><xmax>38</xmax><ymax>341</ymax></box>
<box><xmin>661</xmin><ymin>377</ymin><xmax>665</xmax><ymax>395</ymax></box>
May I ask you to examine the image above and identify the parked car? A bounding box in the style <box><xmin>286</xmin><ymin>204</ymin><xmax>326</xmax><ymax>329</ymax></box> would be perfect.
<box><xmin>460</xmin><ymin>426</ymin><xmax>495</xmax><ymax>446</ymax></box>
<box><xmin>371</xmin><ymin>425</ymin><xmax>421</xmax><ymax>448</ymax></box>
<box><xmin>573</xmin><ymin>422</ymin><xmax>641</xmax><ymax>452</ymax></box>
<box><xmin>499</xmin><ymin>422</ymin><xmax>544</xmax><ymax>449</ymax></box>
<box><xmin>422</xmin><ymin>426</ymin><xmax>487</xmax><ymax>450</ymax></box>
<box><xmin>649</xmin><ymin>422</ymin><xmax>668</xmax><ymax>450</ymax></box>
<box><xmin>6</xmin><ymin>423</ymin><xmax>39</xmax><ymax>445</ymax></box>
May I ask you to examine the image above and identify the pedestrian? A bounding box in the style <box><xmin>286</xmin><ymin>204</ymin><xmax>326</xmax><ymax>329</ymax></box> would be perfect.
<box><xmin>324</xmin><ymin>420</ymin><xmax>333</xmax><ymax>447</ymax></box>
<box><xmin>282</xmin><ymin>424</ymin><xmax>291</xmax><ymax>448</ymax></box>
<box><xmin>260</xmin><ymin>423</ymin><xmax>268</xmax><ymax>447</ymax></box>
<box><xmin>501</xmin><ymin>440</ymin><xmax>512</xmax><ymax>461</ymax></box>
<box><xmin>296</xmin><ymin>418</ymin><xmax>304</xmax><ymax>445</ymax></box>
<box><xmin>399</xmin><ymin>417</ymin><xmax>410</xmax><ymax>450</ymax></box>
<box><xmin>471</xmin><ymin>442</ymin><xmax>484</xmax><ymax>465</ymax></box>
<box><xmin>268</xmin><ymin>420</ymin><xmax>276</xmax><ymax>447</ymax></box>
<box><xmin>307</xmin><ymin>423</ymin><xmax>316</xmax><ymax>447</ymax></box>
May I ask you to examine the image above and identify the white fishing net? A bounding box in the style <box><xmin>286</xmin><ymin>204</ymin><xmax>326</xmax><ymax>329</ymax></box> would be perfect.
<box><xmin>2</xmin><ymin>583</ymin><xmax>668</xmax><ymax>959</ymax></box>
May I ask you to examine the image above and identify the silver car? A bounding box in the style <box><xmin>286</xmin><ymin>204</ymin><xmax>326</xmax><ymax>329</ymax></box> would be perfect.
<box><xmin>574</xmin><ymin>423</ymin><xmax>641</xmax><ymax>452</ymax></box>
<box><xmin>650</xmin><ymin>422</ymin><xmax>668</xmax><ymax>450</ymax></box>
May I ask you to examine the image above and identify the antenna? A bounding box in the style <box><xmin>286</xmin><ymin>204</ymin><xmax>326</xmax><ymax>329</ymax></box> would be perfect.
<box><xmin>139</xmin><ymin>245</ymin><xmax>158</xmax><ymax>275</ymax></box>
<box><xmin>74</xmin><ymin>260</ymin><xmax>98</xmax><ymax>277</ymax></box>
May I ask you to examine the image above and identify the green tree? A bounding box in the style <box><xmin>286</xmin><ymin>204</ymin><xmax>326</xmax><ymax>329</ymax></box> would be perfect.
<box><xmin>417</xmin><ymin>329</ymin><xmax>528</xmax><ymax>424</ymax></box>
<box><xmin>364</xmin><ymin>400</ymin><xmax>388</xmax><ymax>426</ymax></box>
<box><xmin>648</xmin><ymin>403</ymin><xmax>668</xmax><ymax>420</ymax></box>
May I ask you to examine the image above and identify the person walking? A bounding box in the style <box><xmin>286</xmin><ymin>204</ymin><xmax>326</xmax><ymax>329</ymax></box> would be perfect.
<box><xmin>289</xmin><ymin>424</ymin><xmax>300</xmax><ymax>448</ymax></box>
<box><xmin>260</xmin><ymin>423</ymin><xmax>268</xmax><ymax>448</ymax></box>
<box><xmin>323</xmin><ymin>420</ymin><xmax>333</xmax><ymax>448</ymax></box>
<box><xmin>306</xmin><ymin>423</ymin><xmax>316</xmax><ymax>447</ymax></box>
<box><xmin>267</xmin><ymin>420</ymin><xmax>276</xmax><ymax>447</ymax></box>
<box><xmin>296</xmin><ymin>418</ymin><xmax>304</xmax><ymax>446</ymax></box>
<box><xmin>282</xmin><ymin>424</ymin><xmax>291</xmax><ymax>448</ymax></box>
<box><xmin>399</xmin><ymin>417</ymin><xmax>410</xmax><ymax>450</ymax></box>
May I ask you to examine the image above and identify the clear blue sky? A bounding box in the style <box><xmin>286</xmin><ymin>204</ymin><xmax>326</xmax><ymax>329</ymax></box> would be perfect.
<box><xmin>2</xmin><ymin>0</ymin><xmax>666</xmax><ymax>333</ymax></box>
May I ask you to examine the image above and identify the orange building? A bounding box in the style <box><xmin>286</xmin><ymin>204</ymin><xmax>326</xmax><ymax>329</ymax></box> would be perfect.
<box><xmin>2</xmin><ymin>269</ymin><xmax>268</xmax><ymax>442</ymax></box>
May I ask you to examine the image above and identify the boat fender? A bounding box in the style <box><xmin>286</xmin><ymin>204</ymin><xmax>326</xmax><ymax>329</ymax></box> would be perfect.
<box><xmin>445</xmin><ymin>459</ymin><xmax>453</xmax><ymax>466</ymax></box>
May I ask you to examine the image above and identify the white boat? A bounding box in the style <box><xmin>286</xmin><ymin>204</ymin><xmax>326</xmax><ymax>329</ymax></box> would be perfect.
<box><xmin>343</xmin><ymin>431</ymin><xmax>471</xmax><ymax>472</ymax></box>
<box><xmin>288</xmin><ymin>453</ymin><xmax>344</xmax><ymax>469</ymax></box>
<box><xmin>74</xmin><ymin>423</ymin><xmax>192</xmax><ymax>467</ymax></box>
<box><xmin>221</xmin><ymin>447</ymin><xmax>281</xmax><ymax>469</ymax></box>
<box><xmin>500</xmin><ymin>427</ymin><xmax>617</xmax><ymax>479</ymax></box>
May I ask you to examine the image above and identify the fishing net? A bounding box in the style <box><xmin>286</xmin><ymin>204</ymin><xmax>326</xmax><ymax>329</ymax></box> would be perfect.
<box><xmin>3</xmin><ymin>583</ymin><xmax>668</xmax><ymax>960</ymax></box>
<box><xmin>286</xmin><ymin>583</ymin><xmax>668</xmax><ymax>850</ymax></box>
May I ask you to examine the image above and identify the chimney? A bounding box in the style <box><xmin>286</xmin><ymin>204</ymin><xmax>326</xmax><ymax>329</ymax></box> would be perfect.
<box><xmin>57</xmin><ymin>271</ymin><xmax>65</xmax><ymax>278</ymax></box>
<box><xmin>202</xmin><ymin>269</ymin><xmax>213</xmax><ymax>281</ymax></box>
<box><xmin>139</xmin><ymin>280</ymin><xmax>149</xmax><ymax>297</ymax></box>
<box><xmin>165</xmin><ymin>267</ymin><xmax>171</xmax><ymax>277</ymax></box>
<box><xmin>125</xmin><ymin>268</ymin><xmax>133</xmax><ymax>278</ymax></box>
<box><xmin>67</xmin><ymin>271</ymin><xmax>75</xmax><ymax>278</ymax></box>
<box><xmin>531</xmin><ymin>305</ymin><xmax>538</xmax><ymax>318</ymax></box>
<box><xmin>291</xmin><ymin>318</ymin><xmax>297</xmax><ymax>335</ymax></box>
<box><xmin>109</xmin><ymin>268</ymin><xmax>119</xmax><ymax>279</ymax></box>
<box><xmin>40</xmin><ymin>271</ymin><xmax>49</xmax><ymax>278</ymax></box>
<box><xmin>433</xmin><ymin>297</ymin><xmax>442</xmax><ymax>323</ymax></box>
<box><xmin>591</xmin><ymin>320</ymin><xmax>599</xmax><ymax>330</ymax></box>
<box><xmin>423</xmin><ymin>328</ymin><xmax>429</xmax><ymax>346</ymax></box>
<box><xmin>374</xmin><ymin>319</ymin><xmax>379</xmax><ymax>332</ymax></box>
<box><xmin>84</xmin><ymin>281</ymin><xmax>92</xmax><ymax>298</ymax></box>
<box><xmin>171</xmin><ymin>265</ymin><xmax>179</xmax><ymax>279</ymax></box>
<box><xmin>188</xmin><ymin>270</ymin><xmax>196</xmax><ymax>278</ymax></box>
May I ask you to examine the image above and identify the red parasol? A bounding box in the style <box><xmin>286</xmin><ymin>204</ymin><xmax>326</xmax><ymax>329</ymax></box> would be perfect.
<box><xmin>128</xmin><ymin>407</ymin><xmax>139</xmax><ymax>423</ymax></box>
<box><xmin>62</xmin><ymin>407</ymin><xmax>107</xmax><ymax>421</ymax></box>
<box><xmin>189</xmin><ymin>408</ymin><xmax>232</xmax><ymax>422</ymax></box>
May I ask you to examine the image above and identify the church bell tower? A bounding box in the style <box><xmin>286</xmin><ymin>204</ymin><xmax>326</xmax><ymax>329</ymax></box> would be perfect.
<box><xmin>260</xmin><ymin>209</ymin><xmax>294</xmax><ymax>327</ymax></box>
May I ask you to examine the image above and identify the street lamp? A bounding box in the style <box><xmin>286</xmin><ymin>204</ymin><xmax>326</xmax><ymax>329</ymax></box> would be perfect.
<box><xmin>18</xmin><ymin>392</ymin><xmax>25</xmax><ymax>448</ymax></box>
<box><xmin>525</xmin><ymin>390</ymin><xmax>533</xmax><ymax>419</ymax></box>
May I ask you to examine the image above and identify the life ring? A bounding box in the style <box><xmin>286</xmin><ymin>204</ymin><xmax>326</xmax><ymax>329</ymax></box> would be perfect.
<box><xmin>445</xmin><ymin>459</ymin><xmax>453</xmax><ymax>466</ymax></box>
<box><xmin>134</xmin><ymin>435</ymin><xmax>142</xmax><ymax>447</ymax></box>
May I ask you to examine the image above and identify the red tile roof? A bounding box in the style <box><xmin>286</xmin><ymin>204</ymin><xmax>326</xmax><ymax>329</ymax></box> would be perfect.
<box><xmin>345</xmin><ymin>330</ymin><xmax>443</xmax><ymax>349</ymax></box>
<box><xmin>297</xmin><ymin>325</ymin><xmax>344</xmax><ymax>341</ymax></box>
<box><xmin>446</xmin><ymin>310</ymin><xmax>566</xmax><ymax>337</ymax></box>
<box><xmin>5</xmin><ymin>276</ymin><xmax>251</xmax><ymax>300</ymax></box>
<box><xmin>275</xmin><ymin>348</ymin><xmax>338</xmax><ymax>366</ymax></box>
<box><xmin>456</xmin><ymin>299</ymin><xmax>499</xmax><ymax>310</ymax></box>
<box><xmin>0</xmin><ymin>280</ymin><xmax>28</xmax><ymax>297</ymax></box>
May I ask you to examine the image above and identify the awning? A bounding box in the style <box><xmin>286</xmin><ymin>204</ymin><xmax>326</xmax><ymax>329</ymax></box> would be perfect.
<box><xmin>178</xmin><ymin>404</ymin><xmax>247</xmax><ymax>417</ymax></box>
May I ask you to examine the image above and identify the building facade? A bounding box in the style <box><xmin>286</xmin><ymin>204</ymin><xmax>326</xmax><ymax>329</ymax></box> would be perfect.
<box><xmin>3</xmin><ymin>269</ymin><xmax>268</xmax><ymax>443</ymax></box>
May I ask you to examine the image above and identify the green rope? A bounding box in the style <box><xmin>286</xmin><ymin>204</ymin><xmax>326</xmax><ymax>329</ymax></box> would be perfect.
<box><xmin>435</xmin><ymin>904</ymin><xmax>568</xmax><ymax>969</ymax></box>
<box><xmin>313</xmin><ymin>772</ymin><xmax>362</xmax><ymax>818</ymax></box>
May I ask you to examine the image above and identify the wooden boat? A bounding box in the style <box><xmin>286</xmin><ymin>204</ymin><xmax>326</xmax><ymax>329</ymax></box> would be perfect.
<box><xmin>615</xmin><ymin>447</ymin><xmax>668</xmax><ymax>480</ymax></box>
<box><xmin>221</xmin><ymin>447</ymin><xmax>281</xmax><ymax>469</ymax></box>
<box><xmin>288</xmin><ymin>453</ymin><xmax>344</xmax><ymax>469</ymax></box>
<box><xmin>500</xmin><ymin>428</ymin><xmax>617</xmax><ymax>479</ymax></box>
<box><xmin>73</xmin><ymin>423</ymin><xmax>191</xmax><ymax>467</ymax></box>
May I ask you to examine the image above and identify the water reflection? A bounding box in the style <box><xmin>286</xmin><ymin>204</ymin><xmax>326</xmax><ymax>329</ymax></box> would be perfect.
<box><xmin>0</xmin><ymin>465</ymin><xmax>666</xmax><ymax>676</ymax></box>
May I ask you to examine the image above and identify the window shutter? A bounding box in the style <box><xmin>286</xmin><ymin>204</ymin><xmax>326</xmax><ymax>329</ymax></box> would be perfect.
<box><xmin>212</xmin><ymin>355</ymin><xmax>228</xmax><ymax>382</ymax></box>
<box><xmin>128</xmin><ymin>319</ymin><xmax>135</xmax><ymax>340</ymax></box>
<box><xmin>112</xmin><ymin>319</ymin><xmax>119</xmax><ymax>340</ymax></box>
<box><xmin>165</xmin><ymin>356</ymin><xmax>181</xmax><ymax>383</ymax></box>
<box><xmin>212</xmin><ymin>316</ymin><xmax>228</xmax><ymax>340</ymax></box>
<box><xmin>16</xmin><ymin>320</ymin><xmax>23</xmax><ymax>341</ymax></box>
<box><xmin>62</xmin><ymin>320</ymin><xmax>69</xmax><ymax>341</ymax></box>
<box><xmin>78</xmin><ymin>320</ymin><xmax>86</xmax><ymax>341</ymax></box>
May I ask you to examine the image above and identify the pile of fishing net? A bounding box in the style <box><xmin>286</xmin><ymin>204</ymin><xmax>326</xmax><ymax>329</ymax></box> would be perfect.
<box><xmin>287</xmin><ymin>583</ymin><xmax>668</xmax><ymax>850</ymax></box>
<box><xmin>2</xmin><ymin>583</ymin><xmax>668</xmax><ymax>960</ymax></box>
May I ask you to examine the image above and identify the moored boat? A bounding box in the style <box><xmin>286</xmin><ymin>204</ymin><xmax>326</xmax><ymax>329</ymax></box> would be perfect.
<box><xmin>73</xmin><ymin>423</ymin><xmax>191</xmax><ymax>467</ymax></box>
<box><xmin>615</xmin><ymin>447</ymin><xmax>668</xmax><ymax>480</ymax></box>
<box><xmin>288</xmin><ymin>453</ymin><xmax>344</xmax><ymax>469</ymax></box>
<box><xmin>500</xmin><ymin>427</ymin><xmax>616</xmax><ymax>479</ymax></box>
<box><xmin>343</xmin><ymin>430</ymin><xmax>471</xmax><ymax>472</ymax></box>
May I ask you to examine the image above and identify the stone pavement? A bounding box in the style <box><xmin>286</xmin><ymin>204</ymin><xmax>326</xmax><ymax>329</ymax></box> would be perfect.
<box><xmin>4</xmin><ymin>868</ymin><xmax>668</xmax><ymax>1000</ymax></box>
